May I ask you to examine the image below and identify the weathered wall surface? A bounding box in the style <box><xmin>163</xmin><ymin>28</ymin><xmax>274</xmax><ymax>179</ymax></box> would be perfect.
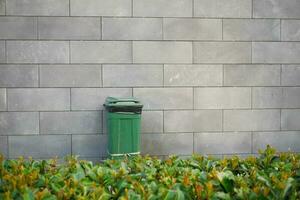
<box><xmin>0</xmin><ymin>0</ymin><xmax>300</xmax><ymax>160</ymax></box>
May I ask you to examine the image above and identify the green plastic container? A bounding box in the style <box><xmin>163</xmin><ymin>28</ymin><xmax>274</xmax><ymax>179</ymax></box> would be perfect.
<box><xmin>103</xmin><ymin>97</ymin><xmax>143</xmax><ymax>158</ymax></box>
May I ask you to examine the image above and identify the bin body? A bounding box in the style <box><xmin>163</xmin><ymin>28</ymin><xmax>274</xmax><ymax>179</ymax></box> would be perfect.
<box><xmin>104</xmin><ymin>97</ymin><xmax>143</xmax><ymax>158</ymax></box>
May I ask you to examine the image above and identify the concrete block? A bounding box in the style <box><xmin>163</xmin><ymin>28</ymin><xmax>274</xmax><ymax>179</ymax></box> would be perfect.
<box><xmin>7</xmin><ymin>88</ymin><xmax>70</xmax><ymax>111</ymax></box>
<box><xmin>133</xmin><ymin>41</ymin><xmax>192</xmax><ymax>63</ymax></box>
<box><xmin>0</xmin><ymin>41</ymin><xmax>4</xmax><ymax>63</ymax></box>
<box><xmin>103</xmin><ymin>64</ymin><xmax>163</xmax><ymax>87</ymax></box>
<box><xmin>0</xmin><ymin>65</ymin><xmax>38</xmax><ymax>87</ymax></box>
<box><xmin>40</xmin><ymin>65</ymin><xmax>101</xmax><ymax>87</ymax></box>
<box><xmin>102</xmin><ymin>18</ymin><xmax>162</xmax><ymax>40</ymax></box>
<box><xmin>281</xmin><ymin>109</ymin><xmax>300</xmax><ymax>130</ymax></box>
<box><xmin>252</xmin><ymin>42</ymin><xmax>300</xmax><ymax>63</ymax></box>
<box><xmin>71</xmin><ymin>0</ymin><xmax>131</xmax><ymax>16</ymax></box>
<box><xmin>194</xmin><ymin>87</ymin><xmax>251</xmax><ymax>109</ymax></box>
<box><xmin>71</xmin><ymin>41</ymin><xmax>132</xmax><ymax>63</ymax></box>
<box><xmin>0</xmin><ymin>112</ymin><xmax>39</xmax><ymax>135</ymax></box>
<box><xmin>224</xmin><ymin>110</ymin><xmax>280</xmax><ymax>131</ymax></box>
<box><xmin>40</xmin><ymin>111</ymin><xmax>102</xmax><ymax>134</ymax></box>
<box><xmin>7</xmin><ymin>41</ymin><xmax>69</xmax><ymax>64</ymax></box>
<box><xmin>253</xmin><ymin>0</ymin><xmax>300</xmax><ymax>18</ymax></box>
<box><xmin>223</xmin><ymin>19</ymin><xmax>280</xmax><ymax>41</ymax></box>
<box><xmin>71</xmin><ymin>88</ymin><xmax>131</xmax><ymax>110</ymax></box>
<box><xmin>9</xmin><ymin>135</ymin><xmax>71</xmax><ymax>158</ymax></box>
<box><xmin>141</xmin><ymin>111</ymin><xmax>163</xmax><ymax>133</ymax></box>
<box><xmin>38</xmin><ymin>17</ymin><xmax>101</xmax><ymax>40</ymax></box>
<box><xmin>282</xmin><ymin>20</ymin><xmax>300</xmax><ymax>41</ymax></box>
<box><xmin>194</xmin><ymin>0</ymin><xmax>252</xmax><ymax>18</ymax></box>
<box><xmin>0</xmin><ymin>0</ymin><xmax>4</xmax><ymax>15</ymax></box>
<box><xmin>0</xmin><ymin>136</ymin><xmax>7</xmax><ymax>157</ymax></box>
<box><xmin>133</xmin><ymin>88</ymin><xmax>193</xmax><ymax>110</ymax></box>
<box><xmin>0</xmin><ymin>17</ymin><xmax>37</xmax><ymax>39</ymax></box>
<box><xmin>164</xmin><ymin>64</ymin><xmax>222</xmax><ymax>86</ymax></box>
<box><xmin>282</xmin><ymin>65</ymin><xmax>300</xmax><ymax>86</ymax></box>
<box><xmin>133</xmin><ymin>0</ymin><xmax>192</xmax><ymax>17</ymax></box>
<box><xmin>0</xmin><ymin>89</ymin><xmax>6</xmax><ymax>111</ymax></box>
<box><xmin>252</xmin><ymin>87</ymin><xmax>283</xmax><ymax>108</ymax></box>
<box><xmin>224</xmin><ymin>65</ymin><xmax>281</xmax><ymax>86</ymax></box>
<box><xmin>163</xmin><ymin>18</ymin><xmax>221</xmax><ymax>40</ymax></box>
<box><xmin>72</xmin><ymin>134</ymin><xmax>107</xmax><ymax>157</ymax></box>
<box><xmin>164</xmin><ymin>110</ymin><xmax>222</xmax><ymax>132</ymax></box>
<box><xmin>283</xmin><ymin>87</ymin><xmax>300</xmax><ymax>108</ymax></box>
<box><xmin>141</xmin><ymin>133</ymin><xmax>193</xmax><ymax>155</ymax></box>
<box><xmin>253</xmin><ymin>132</ymin><xmax>300</xmax><ymax>152</ymax></box>
<box><xmin>193</xmin><ymin>42</ymin><xmax>251</xmax><ymax>63</ymax></box>
<box><xmin>7</xmin><ymin>0</ymin><xmax>69</xmax><ymax>16</ymax></box>
<box><xmin>194</xmin><ymin>132</ymin><xmax>252</xmax><ymax>154</ymax></box>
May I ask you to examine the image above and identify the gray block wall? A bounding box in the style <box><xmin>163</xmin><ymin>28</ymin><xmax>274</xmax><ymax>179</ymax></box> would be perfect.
<box><xmin>0</xmin><ymin>0</ymin><xmax>300</xmax><ymax>160</ymax></box>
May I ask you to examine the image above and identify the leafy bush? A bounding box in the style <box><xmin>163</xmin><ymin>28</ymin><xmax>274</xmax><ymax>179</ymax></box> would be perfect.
<box><xmin>0</xmin><ymin>146</ymin><xmax>300</xmax><ymax>200</ymax></box>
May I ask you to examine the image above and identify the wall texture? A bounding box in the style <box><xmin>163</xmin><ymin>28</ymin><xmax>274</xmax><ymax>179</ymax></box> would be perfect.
<box><xmin>0</xmin><ymin>0</ymin><xmax>300</xmax><ymax>160</ymax></box>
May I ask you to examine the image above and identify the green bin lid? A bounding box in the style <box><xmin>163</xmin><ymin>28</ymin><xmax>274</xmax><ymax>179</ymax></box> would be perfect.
<box><xmin>104</xmin><ymin>97</ymin><xmax>143</xmax><ymax>107</ymax></box>
<box><xmin>103</xmin><ymin>97</ymin><xmax>143</xmax><ymax>113</ymax></box>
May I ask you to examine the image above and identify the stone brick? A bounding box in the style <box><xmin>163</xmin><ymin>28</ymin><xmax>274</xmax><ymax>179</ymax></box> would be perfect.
<box><xmin>282</xmin><ymin>65</ymin><xmax>300</xmax><ymax>86</ymax></box>
<box><xmin>7</xmin><ymin>88</ymin><xmax>70</xmax><ymax>111</ymax></box>
<box><xmin>194</xmin><ymin>88</ymin><xmax>251</xmax><ymax>109</ymax></box>
<box><xmin>7</xmin><ymin>41</ymin><xmax>69</xmax><ymax>64</ymax></box>
<box><xmin>0</xmin><ymin>17</ymin><xmax>37</xmax><ymax>39</ymax></box>
<box><xmin>133</xmin><ymin>88</ymin><xmax>193</xmax><ymax>110</ymax></box>
<box><xmin>0</xmin><ymin>0</ymin><xmax>4</xmax><ymax>15</ymax></box>
<box><xmin>283</xmin><ymin>87</ymin><xmax>300</xmax><ymax>108</ymax></box>
<box><xmin>252</xmin><ymin>87</ymin><xmax>283</xmax><ymax>108</ymax></box>
<box><xmin>193</xmin><ymin>42</ymin><xmax>251</xmax><ymax>63</ymax></box>
<box><xmin>164</xmin><ymin>110</ymin><xmax>222</xmax><ymax>132</ymax></box>
<box><xmin>40</xmin><ymin>65</ymin><xmax>101</xmax><ymax>87</ymax></box>
<box><xmin>0</xmin><ymin>89</ymin><xmax>6</xmax><ymax>111</ymax></box>
<box><xmin>281</xmin><ymin>109</ymin><xmax>300</xmax><ymax>130</ymax></box>
<box><xmin>0</xmin><ymin>112</ymin><xmax>39</xmax><ymax>135</ymax></box>
<box><xmin>0</xmin><ymin>65</ymin><xmax>38</xmax><ymax>87</ymax></box>
<box><xmin>282</xmin><ymin>20</ymin><xmax>300</xmax><ymax>41</ymax></box>
<box><xmin>141</xmin><ymin>111</ymin><xmax>163</xmax><ymax>133</ymax></box>
<box><xmin>71</xmin><ymin>88</ymin><xmax>131</xmax><ymax>110</ymax></box>
<box><xmin>102</xmin><ymin>18</ymin><xmax>162</xmax><ymax>40</ymax></box>
<box><xmin>103</xmin><ymin>65</ymin><xmax>163</xmax><ymax>87</ymax></box>
<box><xmin>223</xmin><ymin>19</ymin><xmax>280</xmax><ymax>41</ymax></box>
<box><xmin>194</xmin><ymin>0</ymin><xmax>252</xmax><ymax>18</ymax></box>
<box><xmin>71</xmin><ymin>0</ymin><xmax>131</xmax><ymax>16</ymax></box>
<box><xmin>72</xmin><ymin>134</ymin><xmax>107</xmax><ymax>157</ymax></box>
<box><xmin>141</xmin><ymin>133</ymin><xmax>193</xmax><ymax>155</ymax></box>
<box><xmin>224</xmin><ymin>110</ymin><xmax>280</xmax><ymax>131</ymax></box>
<box><xmin>164</xmin><ymin>64</ymin><xmax>222</xmax><ymax>86</ymax></box>
<box><xmin>0</xmin><ymin>41</ymin><xmax>4</xmax><ymax>63</ymax></box>
<box><xmin>40</xmin><ymin>111</ymin><xmax>102</xmax><ymax>134</ymax></box>
<box><xmin>163</xmin><ymin>18</ymin><xmax>221</xmax><ymax>40</ymax></box>
<box><xmin>133</xmin><ymin>42</ymin><xmax>192</xmax><ymax>63</ymax></box>
<box><xmin>38</xmin><ymin>17</ymin><xmax>101</xmax><ymax>40</ymax></box>
<box><xmin>252</xmin><ymin>42</ymin><xmax>300</xmax><ymax>63</ymax></box>
<box><xmin>133</xmin><ymin>0</ymin><xmax>192</xmax><ymax>17</ymax></box>
<box><xmin>9</xmin><ymin>135</ymin><xmax>71</xmax><ymax>158</ymax></box>
<box><xmin>194</xmin><ymin>132</ymin><xmax>251</xmax><ymax>154</ymax></box>
<box><xmin>253</xmin><ymin>0</ymin><xmax>300</xmax><ymax>18</ymax></box>
<box><xmin>253</xmin><ymin>132</ymin><xmax>300</xmax><ymax>152</ymax></box>
<box><xmin>71</xmin><ymin>41</ymin><xmax>131</xmax><ymax>63</ymax></box>
<box><xmin>7</xmin><ymin>0</ymin><xmax>69</xmax><ymax>16</ymax></box>
<box><xmin>224</xmin><ymin>65</ymin><xmax>281</xmax><ymax>86</ymax></box>
<box><xmin>0</xmin><ymin>136</ymin><xmax>7</xmax><ymax>157</ymax></box>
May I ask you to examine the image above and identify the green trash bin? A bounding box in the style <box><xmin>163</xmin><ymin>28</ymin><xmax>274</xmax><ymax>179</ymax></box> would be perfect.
<box><xmin>103</xmin><ymin>97</ymin><xmax>143</xmax><ymax>158</ymax></box>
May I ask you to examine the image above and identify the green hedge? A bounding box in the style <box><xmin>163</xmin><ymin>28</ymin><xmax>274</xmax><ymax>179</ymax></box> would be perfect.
<box><xmin>1</xmin><ymin>146</ymin><xmax>300</xmax><ymax>200</ymax></box>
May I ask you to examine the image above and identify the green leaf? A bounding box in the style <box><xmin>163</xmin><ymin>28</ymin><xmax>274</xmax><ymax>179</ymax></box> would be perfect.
<box><xmin>282</xmin><ymin>178</ymin><xmax>294</xmax><ymax>199</ymax></box>
<box><xmin>22</xmin><ymin>188</ymin><xmax>34</xmax><ymax>200</ymax></box>
<box><xmin>217</xmin><ymin>171</ymin><xmax>235</xmax><ymax>193</ymax></box>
